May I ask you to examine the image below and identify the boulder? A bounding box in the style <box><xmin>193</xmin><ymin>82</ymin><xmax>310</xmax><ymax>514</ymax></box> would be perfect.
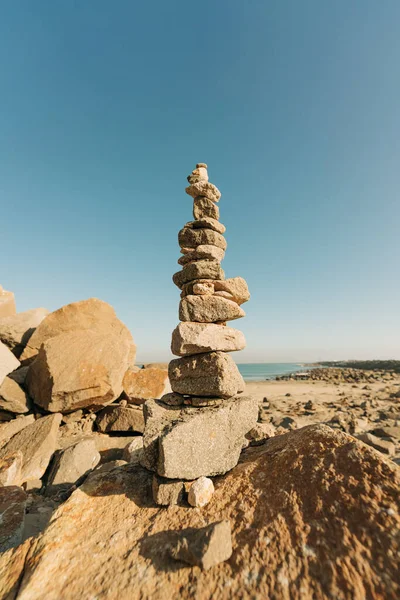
<box><xmin>179</xmin><ymin>295</ymin><xmax>245</xmax><ymax>323</ymax></box>
<box><xmin>26</xmin><ymin>329</ymin><xmax>132</xmax><ymax>413</ymax></box>
<box><xmin>173</xmin><ymin>261</ymin><xmax>224</xmax><ymax>289</ymax></box>
<box><xmin>178</xmin><ymin>227</ymin><xmax>227</xmax><ymax>251</ymax></box>
<box><xmin>0</xmin><ymin>451</ymin><xmax>23</xmax><ymax>486</ymax></box>
<box><xmin>0</xmin><ymin>285</ymin><xmax>16</xmax><ymax>318</ymax></box>
<box><xmin>2</xmin><ymin>425</ymin><xmax>400</xmax><ymax>599</ymax></box>
<box><xmin>213</xmin><ymin>277</ymin><xmax>250</xmax><ymax>305</ymax></box>
<box><xmin>0</xmin><ymin>308</ymin><xmax>49</xmax><ymax>356</ymax></box>
<box><xmin>171</xmin><ymin>322</ymin><xmax>246</xmax><ymax>356</ymax></box>
<box><xmin>142</xmin><ymin>395</ymin><xmax>258</xmax><ymax>479</ymax></box>
<box><xmin>185</xmin><ymin>218</ymin><xmax>225</xmax><ymax>234</ymax></box>
<box><xmin>20</xmin><ymin>298</ymin><xmax>136</xmax><ymax>364</ymax></box>
<box><xmin>0</xmin><ymin>376</ymin><xmax>31</xmax><ymax>414</ymax></box>
<box><xmin>178</xmin><ymin>245</ymin><xmax>225</xmax><ymax>265</ymax></box>
<box><xmin>0</xmin><ymin>414</ymin><xmax>35</xmax><ymax>448</ymax></box>
<box><xmin>122</xmin><ymin>367</ymin><xmax>170</xmax><ymax>405</ymax></box>
<box><xmin>185</xmin><ymin>181</ymin><xmax>221</xmax><ymax>202</ymax></box>
<box><xmin>187</xmin><ymin>476</ymin><xmax>214</xmax><ymax>508</ymax></box>
<box><xmin>46</xmin><ymin>438</ymin><xmax>100</xmax><ymax>492</ymax></box>
<box><xmin>96</xmin><ymin>405</ymin><xmax>145</xmax><ymax>433</ymax></box>
<box><xmin>0</xmin><ymin>340</ymin><xmax>20</xmax><ymax>387</ymax></box>
<box><xmin>193</xmin><ymin>196</ymin><xmax>219</xmax><ymax>220</ymax></box>
<box><xmin>169</xmin><ymin>351</ymin><xmax>245</xmax><ymax>398</ymax></box>
<box><xmin>0</xmin><ymin>414</ymin><xmax>62</xmax><ymax>483</ymax></box>
<box><xmin>152</xmin><ymin>475</ymin><xmax>184</xmax><ymax>506</ymax></box>
<box><xmin>0</xmin><ymin>486</ymin><xmax>27</xmax><ymax>552</ymax></box>
<box><xmin>169</xmin><ymin>520</ymin><xmax>232</xmax><ymax>570</ymax></box>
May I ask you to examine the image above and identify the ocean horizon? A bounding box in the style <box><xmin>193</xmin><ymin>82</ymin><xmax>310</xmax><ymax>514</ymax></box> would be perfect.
<box><xmin>237</xmin><ymin>363</ymin><xmax>307</xmax><ymax>381</ymax></box>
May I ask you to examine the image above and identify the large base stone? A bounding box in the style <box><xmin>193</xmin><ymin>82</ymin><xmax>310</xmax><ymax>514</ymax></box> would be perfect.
<box><xmin>142</xmin><ymin>395</ymin><xmax>258</xmax><ymax>479</ymax></box>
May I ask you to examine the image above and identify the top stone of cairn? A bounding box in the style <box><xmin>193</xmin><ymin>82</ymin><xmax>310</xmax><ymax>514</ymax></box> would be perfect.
<box><xmin>186</xmin><ymin>164</ymin><xmax>221</xmax><ymax>203</ymax></box>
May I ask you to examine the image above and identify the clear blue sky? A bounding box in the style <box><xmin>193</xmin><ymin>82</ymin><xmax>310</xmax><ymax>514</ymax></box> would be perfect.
<box><xmin>1</xmin><ymin>1</ymin><xmax>399</xmax><ymax>363</ymax></box>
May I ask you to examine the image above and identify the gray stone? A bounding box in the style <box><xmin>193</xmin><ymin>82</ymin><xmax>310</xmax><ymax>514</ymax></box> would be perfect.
<box><xmin>142</xmin><ymin>395</ymin><xmax>258</xmax><ymax>479</ymax></box>
<box><xmin>0</xmin><ymin>486</ymin><xmax>27</xmax><ymax>552</ymax></box>
<box><xmin>178</xmin><ymin>227</ymin><xmax>227</xmax><ymax>251</ymax></box>
<box><xmin>8</xmin><ymin>366</ymin><xmax>29</xmax><ymax>386</ymax></box>
<box><xmin>46</xmin><ymin>438</ymin><xmax>100</xmax><ymax>492</ymax></box>
<box><xmin>179</xmin><ymin>295</ymin><xmax>245</xmax><ymax>324</ymax></box>
<box><xmin>169</xmin><ymin>351</ymin><xmax>245</xmax><ymax>398</ymax></box>
<box><xmin>171</xmin><ymin>322</ymin><xmax>246</xmax><ymax>356</ymax></box>
<box><xmin>169</xmin><ymin>520</ymin><xmax>232</xmax><ymax>570</ymax></box>
<box><xmin>0</xmin><ymin>414</ymin><xmax>62</xmax><ymax>483</ymax></box>
<box><xmin>96</xmin><ymin>405</ymin><xmax>145</xmax><ymax>433</ymax></box>
<box><xmin>122</xmin><ymin>437</ymin><xmax>143</xmax><ymax>464</ymax></box>
<box><xmin>193</xmin><ymin>197</ymin><xmax>219</xmax><ymax>220</ymax></box>
<box><xmin>0</xmin><ymin>308</ymin><xmax>49</xmax><ymax>356</ymax></box>
<box><xmin>152</xmin><ymin>475</ymin><xmax>184</xmax><ymax>506</ymax></box>
<box><xmin>0</xmin><ymin>376</ymin><xmax>31</xmax><ymax>414</ymax></box>
<box><xmin>173</xmin><ymin>261</ymin><xmax>224</xmax><ymax>289</ymax></box>
<box><xmin>0</xmin><ymin>341</ymin><xmax>20</xmax><ymax>387</ymax></box>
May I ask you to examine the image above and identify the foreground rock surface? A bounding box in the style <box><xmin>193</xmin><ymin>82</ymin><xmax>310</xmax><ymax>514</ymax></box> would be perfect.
<box><xmin>142</xmin><ymin>396</ymin><xmax>258</xmax><ymax>479</ymax></box>
<box><xmin>2</xmin><ymin>424</ymin><xmax>399</xmax><ymax>599</ymax></box>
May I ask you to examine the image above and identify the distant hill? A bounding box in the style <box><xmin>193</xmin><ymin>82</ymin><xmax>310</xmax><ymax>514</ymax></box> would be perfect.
<box><xmin>317</xmin><ymin>360</ymin><xmax>400</xmax><ymax>374</ymax></box>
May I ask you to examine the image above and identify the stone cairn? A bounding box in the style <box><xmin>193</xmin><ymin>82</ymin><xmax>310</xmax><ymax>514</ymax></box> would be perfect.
<box><xmin>142</xmin><ymin>163</ymin><xmax>258</xmax><ymax>501</ymax></box>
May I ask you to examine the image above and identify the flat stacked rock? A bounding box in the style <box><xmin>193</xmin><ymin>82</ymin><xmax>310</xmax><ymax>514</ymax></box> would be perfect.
<box><xmin>142</xmin><ymin>164</ymin><xmax>258</xmax><ymax>481</ymax></box>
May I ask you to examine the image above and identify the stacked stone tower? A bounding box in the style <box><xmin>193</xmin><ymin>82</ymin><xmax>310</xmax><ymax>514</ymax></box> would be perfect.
<box><xmin>142</xmin><ymin>164</ymin><xmax>258</xmax><ymax>483</ymax></box>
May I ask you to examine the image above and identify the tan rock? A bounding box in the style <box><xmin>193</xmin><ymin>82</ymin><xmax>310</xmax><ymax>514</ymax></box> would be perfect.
<box><xmin>187</xmin><ymin>165</ymin><xmax>208</xmax><ymax>183</ymax></box>
<box><xmin>173</xmin><ymin>261</ymin><xmax>224</xmax><ymax>289</ymax></box>
<box><xmin>152</xmin><ymin>475</ymin><xmax>184</xmax><ymax>506</ymax></box>
<box><xmin>0</xmin><ymin>308</ymin><xmax>49</xmax><ymax>356</ymax></box>
<box><xmin>192</xmin><ymin>281</ymin><xmax>215</xmax><ymax>294</ymax></box>
<box><xmin>0</xmin><ymin>486</ymin><xmax>26</xmax><ymax>552</ymax></box>
<box><xmin>178</xmin><ymin>227</ymin><xmax>227</xmax><ymax>251</ymax></box>
<box><xmin>245</xmin><ymin>422</ymin><xmax>276</xmax><ymax>446</ymax></box>
<box><xmin>193</xmin><ymin>196</ymin><xmax>219</xmax><ymax>220</ymax></box>
<box><xmin>179</xmin><ymin>295</ymin><xmax>245</xmax><ymax>323</ymax></box>
<box><xmin>0</xmin><ymin>451</ymin><xmax>23</xmax><ymax>486</ymax></box>
<box><xmin>169</xmin><ymin>352</ymin><xmax>245</xmax><ymax>398</ymax></box>
<box><xmin>46</xmin><ymin>439</ymin><xmax>100</xmax><ymax>492</ymax></box>
<box><xmin>0</xmin><ymin>286</ymin><xmax>16</xmax><ymax>318</ymax></box>
<box><xmin>20</xmin><ymin>298</ymin><xmax>136</xmax><ymax>365</ymax></box>
<box><xmin>185</xmin><ymin>218</ymin><xmax>225</xmax><ymax>235</ymax></box>
<box><xmin>357</xmin><ymin>433</ymin><xmax>396</xmax><ymax>455</ymax></box>
<box><xmin>0</xmin><ymin>376</ymin><xmax>31</xmax><ymax>414</ymax></box>
<box><xmin>0</xmin><ymin>414</ymin><xmax>35</xmax><ymax>448</ymax></box>
<box><xmin>96</xmin><ymin>405</ymin><xmax>144</xmax><ymax>433</ymax></box>
<box><xmin>185</xmin><ymin>181</ymin><xmax>221</xmax><ymax>202</ymax></box>
<box><xmin>214</xmin><ymin>277</ymin><xmax>250</xmax><ymax>305</ymax></box>
<box><xmin>142</xmin><ymin>395</ymin><xmax>257</xmax><ymax>478</ymax></box>
<box><xmin>171</xmin><ymin>322</ymin><xmax>246</xmax><ymax>356</ymax></box>
<box><xmin>178</xmin><ymin>246</ymin><xmax>225</xmax><ymax>266</ymax></box>
<box><xmin>2</xmin><ymin>425</ymin><xmax>400</xmax><ymax>599</ymax></box>
<box><xmin>213</xmin><ymin>290</ymin><xmax>234</xmax><ymax>300</ymax></box>
<box><xmin>27</xmin><ymin>329</ymin><xmax>132</xmax><ymax>413</ymax></box>
<box><xmin>122</xmin><ymin>367</ymin><xmax>169</xmax><ymax>405</ymax></box>
<box><xmin>188</xmin><ymin>476</ymin><xmax>214</xmax><ymax>508</ymax></box>
<box><xmin>0</xmin><ymin>414</ymin><xmax>61</xmax><ymax>483</ymax></box>
<box><xmin>0</xmin><ymin>341</ymin><xmax>20</xmax><ymax>387</ymax></box>
<box><xmin>170</xmin><ymin>520</ymin><xmax>232</xmax><ymax>570</ymax></box>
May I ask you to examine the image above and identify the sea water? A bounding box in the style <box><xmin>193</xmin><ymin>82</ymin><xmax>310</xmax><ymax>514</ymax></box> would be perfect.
<box><xmin>237</xmin><ymin>363</ymin><xmax>306</xmax><ymax>381</ymax></box>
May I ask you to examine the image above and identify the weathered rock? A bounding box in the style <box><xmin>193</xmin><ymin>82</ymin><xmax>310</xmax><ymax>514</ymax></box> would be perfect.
<box><xmin>152</xmin><ymin>475</ymin><xmax>184</xmax><ymax>506</ymax></box>
<box><xmin>27</xmin><ymin>329</ymin><xmax>132</xmax><ymax>413</ymax></box>
<box><xmin>213</xmin><ymin>277</ymin><xmax>250</xmax><ymax>305</ymax></box>
<box><xmin>96</xmin><ymin>405</ymin><xmax>144</xmax><ymax>433</ymax></box>
<box><xmin>0</xmin><ymin>285</ymin><xmax>16</xmax><ymax>318</ymax></box>
<box><xmin>0</xmin><ymin>486</ymin><xmax>26</xmax><ymax>552</ymax></box>
<box><xmin>0</xmin><ymin>414</ymin><xmax>62</xmax><ymax>483</ymax></box>
<box><xmin>173</xmin><ymin>261</ymin><xmax>224</xmax><ymax>289</ymax></box>
<box><xmin>159</xmin><ymin>393</ymin><xmax>225</xmax><ymax>408</ymax></box>
<box><xmin>0</xmin><ymin>376</ymin><xmax>31</xmax><ymax>414</ymax></box>
<box><xmin>46</xmin><ymin>438</ymin><xmax>100</xmax><ymax>492</ymax></box>
<box><xmin>178</xmin><ymin>227</ymin><xmax>227</xmax><ymax>251</ymax></box>
<box><xmin>178</xmin><ymin>245</ymin><xmax>225</xmax><ymax>266</ymax></box>
<box><xmin>179</xmin><ymin>295</ymin><xmax>245</xmax><ymax>324</ymax></box>
<box><xmin>170</xmin><ymin>520</ymin><xmax>232</xmax><ymax>570</ymax></box>
<box><xmin>193</xmin><ymin>196</ymin><xmax>219</xmax><ymax>220</ymax></box>
<box><xmin>2</xmin><ymin>425</ymin><xmax>400</xmax><ymax>599</ymax></box>
<box><xmin>169</xmin><ymin>351</ymin><xmax>245</xmax><ymax>398</ymax></box>
<box><xmin>192</xmin><ymin>281</ymin><xmax>215</xmax><ymax>294</ymax></box>
<box><xmin>0</xmin><ymin>451</ymin><xmax>23</xmax><ymax>486</ymax></box>
<box><xmin>188</xmin><ymin>476</ymin><xmax>214</xmax><ymax>508</ymax></box>
<box><xmin>186</xmin><ymin>181</ymin><xmax>221</xmax><ymax>203</ymax></box>
<box><xmin>0</xmin><ymin>340</ymin><xmax>20</xmax><ymax>387</ymax></box>
<box><xmin>142</xmin><ymin>396</ymin><xmax>257</xmax><ymax>479</ymax></box>
<box><xmin>122</xmin><ymin>437</ymin><xmax>143</xmax><ymax>465</ymax></box>
<box><xmin>371</xmin><ymin>426</ymin><xmax>400</xmax><ymax>440</ymax></box>
<box><xmin>123</xmin><ymin>367</ymin><xmax>170</xmax><ymax>405</ymax></box>
<box><xmin>185</xmin><ymin>218</ymin><xmax>225</xmax><ymax>235</ymax></box>
<box><xmin>357</xmin><ymin>432</ymin><xmax>396</xmax><ymax>455</ymax></box>
<box><xmin>20</xmin><ymin>298</ymin><xmax>136</xmax><ymax>364</ymax></box>
<box><xmin>0</xmin><ymin>308</ymin><xmax>49</xmax><ymax>356</ymax></box>
<box><xmin>171</xmin><ymin>322</ymin><xmax>246</xmax><ymax>356</ymax></box>
<box><xmin>0</xmin><ymin>414</ymin><xmax>35</xmax><ymax>448</ymax></box>
<box><xmin>245</xmin><ymin>422</ymin><xmax>276</xmax><ymax>446</ymax></box>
